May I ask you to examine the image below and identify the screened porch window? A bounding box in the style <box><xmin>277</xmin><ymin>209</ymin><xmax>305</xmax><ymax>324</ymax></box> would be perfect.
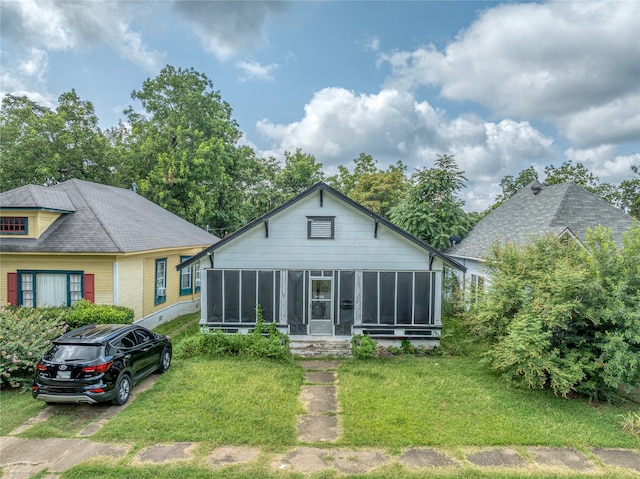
<box><xmin>362</xmin><ymin>271</ymin><xmax>437</xmax><ymax>325</ymax></box>
<box><xmin>18</xmin><ymin>272</ymin><xmax>83</xmax><ymax>307</ymax></box>
<box><xmin>207</xmin><ymin>270</ymin><xmax>280</xmax><ymax>323</ymax></box>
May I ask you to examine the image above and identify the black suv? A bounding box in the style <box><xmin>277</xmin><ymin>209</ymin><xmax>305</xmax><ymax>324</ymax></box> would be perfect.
<box><xmin>32</xmin><ymin>324</ymin><xmax>171</xmax><ymax>406</ymax></box>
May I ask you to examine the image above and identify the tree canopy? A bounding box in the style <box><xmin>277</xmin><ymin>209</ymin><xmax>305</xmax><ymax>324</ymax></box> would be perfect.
<box><xmin>389</xmin><ymin>154</ymin><xmax>471</xmax><ymax>250</ymax></box>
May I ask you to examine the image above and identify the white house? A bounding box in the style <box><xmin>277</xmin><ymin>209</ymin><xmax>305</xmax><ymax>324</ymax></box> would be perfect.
<box><xmin>177</xmin><ymin>182</ymin><xmax>465</xmax><ymax>347</ymax></box>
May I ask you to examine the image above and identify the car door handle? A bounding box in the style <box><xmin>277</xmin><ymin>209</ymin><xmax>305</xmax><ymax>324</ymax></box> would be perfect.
<box><xmin>142</xmin><ymin>347</ymin><xmax>151</xmax><ymax>352</ymax></box>
<box><xmin>125</xmin><ymin>354</ymin><xmax>131</xmax><ymax>360</ymax></box>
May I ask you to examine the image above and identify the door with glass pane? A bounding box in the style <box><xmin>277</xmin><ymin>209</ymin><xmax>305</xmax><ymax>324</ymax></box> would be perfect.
<box><xmin>309</xmin><ymin>277</ymin><xmax>333</xmax><ymax>335</ymax></box>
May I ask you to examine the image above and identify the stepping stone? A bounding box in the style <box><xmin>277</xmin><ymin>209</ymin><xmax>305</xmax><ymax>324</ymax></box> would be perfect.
<box><xmin>137</xmin><ymin>442</ymin><xmax>194</xmax><ymax>463</ymax></box>
<box><xmin>592</xmin><ymin>448</ymin><xmax>640</xmax><ymax>472</ymax></box>
<box><xmin>298</xmin><ymin>415</ymin><xmax>339</xmax><ymax>442</ymax></box>
<box><xmin>209</xmin><ymin>446</ymin><xmax>261</xmax><ymax>466</ymax></box>
<box><xmin>528</xmin><ymin>447</ymin><xmax>593</xmax><ymax>470</ymax></box>
<box><xmin>467</xmin><ymin>448</ymin><xmax>526</xmax><ymax>467</ymax></box>
<box><xmin>305</xmin><ymin>371</ymin><xmax>336</xmax><ymax>383</ymax></box>
<box><xmin>399</xmin><ymin>448</ymin><xmax>459</xmax><ymax>468</ymax></box>
<box><xmin>300</xmin><ymin>385</ymin><xmax>337</xmax><ymax>414</ymax></box>
<box><xmin>277</xmin><ymin>447</ymin><xmax>387</xmax><ymax>474</ymax></box>
<box><xmin>298</xmin><ymin>360</ymin><xmax>342</xmax><ymax>370</ymax></box>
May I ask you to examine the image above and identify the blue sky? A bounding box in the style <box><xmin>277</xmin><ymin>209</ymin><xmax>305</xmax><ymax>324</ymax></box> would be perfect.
<box><xmin>1</xmin><ymin>0</ymin><xmax>638</xmax><ymax>211</ymax></box>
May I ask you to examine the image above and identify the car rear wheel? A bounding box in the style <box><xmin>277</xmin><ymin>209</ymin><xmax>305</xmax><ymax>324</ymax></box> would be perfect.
<box><xmin>158</xmin><ymin>347</ymin><xmax>171</xmax><ymax>373</ymax></box>
<box><xmin>112</xmin><ymin>374</ymin><xmax>131</xmax><ymax>406</ymax></box>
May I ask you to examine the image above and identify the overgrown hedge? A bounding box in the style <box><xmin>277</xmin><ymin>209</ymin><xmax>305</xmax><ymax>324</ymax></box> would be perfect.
<box><xmin>176</xmin><ymin>317</ymin><xmax>292</xmax><ymax>361</ymax></box>
<box><xmin>0</xmin><ymin>301</ymin><xmax>134</xmax><ymax>389</ymax></box>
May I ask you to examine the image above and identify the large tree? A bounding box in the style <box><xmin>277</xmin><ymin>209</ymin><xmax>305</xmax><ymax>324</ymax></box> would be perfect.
<box><xmin>389</xmin><ymin>154</ymin><xmax>471</xmax><ymax>250</ymax></box>
<box><xmin>328</xmin><ymin>154</ymin><xmax>409</xmax><ymax>218</ymax></box>
<box><xmin>0</xmin><ymin>91</ymin><xmax>113</xmax><ymax>191</ymax></box>
<box><xmin>274</xmin><ymin>148</ymin><xmax>325</xmax><ymax>199</ymax></box>
<box><xmin>120</xmin><ymin>65</ymin><xmax>263</xmax><ymax>235</ymax></box>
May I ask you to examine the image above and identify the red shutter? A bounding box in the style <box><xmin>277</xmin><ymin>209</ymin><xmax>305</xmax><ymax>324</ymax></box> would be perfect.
<box><xmin>84</xmin><ymin>274</ymin><xmax>95</xmax><ymax>302</ymax></box>
<box><xmin>7</xmin><ymin>272</ymin><xmax>18</xmax><ymax>305</ymax></box>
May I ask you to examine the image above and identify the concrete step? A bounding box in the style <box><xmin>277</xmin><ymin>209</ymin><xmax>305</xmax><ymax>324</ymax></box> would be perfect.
<box><xmin>290</xmin><ymin>340</ymin><xmax>352</xmax><ymax>358</ymax></box>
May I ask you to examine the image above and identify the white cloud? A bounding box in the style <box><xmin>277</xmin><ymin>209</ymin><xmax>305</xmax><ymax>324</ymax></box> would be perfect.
<box><xmin>172</xmin><ymin>1</ymin><xmax>289</xmax><ymax>61</ymax></box>
<box><xmin>256</xmin><ymin>87</ymin><xmax>556</xmax><ymax>211</ymax></box>
<box><xmin>565</xmin><ymin>147</ymin><xmax>639</xmax><ymax>184</ymax></box>
<box><xmin>236</xmin><ymin>60</ymin><xmax>279</xmax><ymax>82</ymax></box>
<box><xmin>1</xmin><ymin>0</ymin><xmax>165</xmax><ymax>73</ymax></box>
<box><xmin>379</xmin><ymin>1</ymin><xmax>640</xmax><ymax>148</ymax></box>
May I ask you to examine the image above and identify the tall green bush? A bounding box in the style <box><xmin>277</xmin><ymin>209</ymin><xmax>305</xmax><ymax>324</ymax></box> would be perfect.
<box><xmin>467</xmin><ymin>225</ymin><xmax>640</xmax><ymax>400</ymax></box>
<box><xmin>64</xmin><ymin>299</ymin><xmax>134</xmax><ymax>328</ymax></box>
<box><xmin>0</xmin><ymin>307</ymin><xmax>69</xmax><ymax>389</ymax></box>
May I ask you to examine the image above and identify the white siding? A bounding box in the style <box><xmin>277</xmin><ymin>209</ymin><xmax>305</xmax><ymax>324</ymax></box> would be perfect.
<box><xmin>212</xmin><ymin>192</ymin><xmax>438</xmax><ymax>271</ymax></box>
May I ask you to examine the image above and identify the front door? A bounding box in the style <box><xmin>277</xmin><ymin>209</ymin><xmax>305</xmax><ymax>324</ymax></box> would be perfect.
<box><xmin>309</xmin><ymin>277</ymin><xmax>333</xmax><ymax>335</ymax></box>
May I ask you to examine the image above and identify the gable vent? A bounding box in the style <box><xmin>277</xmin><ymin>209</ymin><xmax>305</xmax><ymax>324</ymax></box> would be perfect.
<box><xmin>307</xmin><ymin>217</ymin><xmax>335</xmax><ymax>239</ymax></box>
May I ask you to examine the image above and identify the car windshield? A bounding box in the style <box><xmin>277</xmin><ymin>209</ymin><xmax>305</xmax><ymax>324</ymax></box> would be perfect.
<box><xmin>44</xmin><ymin>344</ymin><xmax>103</xmax><ymax>363</ymax></box>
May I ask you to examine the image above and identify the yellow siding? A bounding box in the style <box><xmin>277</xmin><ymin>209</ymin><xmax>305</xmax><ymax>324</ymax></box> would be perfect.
<box><xmin>140</xmin><ymin>247</ymin><xmax>204</xmax><ymax>318</ymax></box>
<box><xmin>116</xmin><ymin>257</ymin><xmax>144</xmax><ymax>320</ymax></box>
<box><xmin>0</xmin><ymin>246</ymin><xmax>206</xmax><ymax>320</ymax></box>
<box><xmin>0</xmin><ymin>210</ymin><xmax>64</xmax><ymax>239</ymax></box>
<box><xmin>0</xmin><ymin>254</ymin><xmax>115</xmax><ymax>307</ymax></box>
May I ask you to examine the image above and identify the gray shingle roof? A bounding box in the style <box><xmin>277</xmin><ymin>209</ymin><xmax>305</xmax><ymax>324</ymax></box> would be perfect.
<box><xmin>447</xmin><ymin>181</ymin><xmax>637</xmax><ymax>260</ymax></box>
<box><xmin>0</xmin><ymin>179</ymin><xmax>219</xmax><ymax>253</ymax></box>
<box><xmin>0</xmin><ymin>184</ymin><xmax>76</xmax><ymax>212</ymax></box>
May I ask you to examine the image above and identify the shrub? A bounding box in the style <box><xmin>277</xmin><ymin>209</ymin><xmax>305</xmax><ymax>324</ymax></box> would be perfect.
<box><xmin>467</xmin><ymin>225</ymin><xmax>640</xmax><ymax>401</ymax></box>
<box><xmin>351</xmin><ymin>334</ymin><xmax>377</xmax><ymax>359</ymax></box>
<box><xmin>175</xmin><ymin>306</ymin><xmax>291</xmax><ymax>361</ymax></box>
<box><xmin>64</xmin><ymin>299</ymin><xmax>134</xmax><ymax>328</ymax></box>
<box><xmin>0</xmin><ymin>307</ymin><xmax>69</xmax><ymax>389</ymax></box>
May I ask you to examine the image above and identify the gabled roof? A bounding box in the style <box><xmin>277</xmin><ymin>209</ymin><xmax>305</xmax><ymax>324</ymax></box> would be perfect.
<box><xmin>177</xmin><ymin>181</ymin><xmax>465</xmax><ymax>272</ymax></box>
<box><xmin>447</xmin><ymin>181</ymin><xmax>637</xmax><ymax>260</ymax></box>
<box><xmin>0</xmin><ymin>179</ymin><xmax>219</xmax><ymax>253</ymax></box>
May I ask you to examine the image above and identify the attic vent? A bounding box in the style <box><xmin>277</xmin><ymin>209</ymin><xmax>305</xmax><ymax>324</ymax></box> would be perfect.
<box><xmin>307</xmin><ymin>216</ymin><xmax>335</xmax><ymax>239</ymax></box>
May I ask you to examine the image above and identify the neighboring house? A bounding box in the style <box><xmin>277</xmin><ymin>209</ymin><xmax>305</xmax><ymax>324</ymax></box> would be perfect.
<box><xmin>0</xmin><ymin>179</ymin><xmax>218</xmax><ymax>328</ymax></box>
<box><xmin>446</xmin><ymin>181</ymin><xmax>638</xmax><ymax>297</ymax></box>
<box><xmin>177</xmin><ymin>181</ymin><xmax>465</xmax><ymax>347</ymax></box>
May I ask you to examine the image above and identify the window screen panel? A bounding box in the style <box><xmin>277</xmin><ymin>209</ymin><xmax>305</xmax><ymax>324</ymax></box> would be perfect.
<box><xmin>224</xmin><ymin>270</ymin><xmax>240</xmax><ymax>322</ymax></box>
<box><xmin>207</xmin><ymin>270</ymin><xmax>223</xmax><ymax>321</ymax></box>
<box><xmin>362</xmin><ymin>272</ymin><xmax>378</xmax><ymax>324</ymax></box>
<box><xmin>414</xmin><ymin>272</ymin><xmax>432</xmax><ymax>324</ymax></box>
<box><xmin>379</xmin><ymin>272</ymin><xmax>396</xmax><ymax>325</ymax></box>
<box><xmin>258</xmin><ymin>271</ymin><xmax>275</xmax><ymax>322</ymax></box>
<box><xmin>287</xmin><ymin>271</ymin><xmax>304</xmax><ymax>324</ymax></box>
<box><xmin>397</xmin><ymin>272</ymin><xmax>413</xmax><ymax>324</ymax></box>
<box><xmin>241</xmin><ymin>270</ymin><xmax>257</xmax><ymax>322</ymax></box>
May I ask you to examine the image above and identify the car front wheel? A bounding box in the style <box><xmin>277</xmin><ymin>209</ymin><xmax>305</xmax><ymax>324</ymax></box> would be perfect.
<box><xmin>158</xmin><ymin>347</ymin><xmax>171</xmax><ymax>373</ymax></box>
<box><xmin>112</xmin><ymin>374</ymin><xmax>131</xmax><ymax>406</ymax></box>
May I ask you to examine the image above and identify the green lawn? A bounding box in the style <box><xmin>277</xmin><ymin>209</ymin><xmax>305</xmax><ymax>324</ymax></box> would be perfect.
<box><xmin>338</xmin><ymin>357</ymin><xmax>639</xmax><ymax>449</ymax></box>
<box><xmin>94</xmin><ymin>358</ymin><xmax>305</xmax><ymax>447</ymax></box>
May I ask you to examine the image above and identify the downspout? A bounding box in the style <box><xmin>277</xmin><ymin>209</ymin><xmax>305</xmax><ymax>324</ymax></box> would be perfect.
<box><xmin>113</xmin><ymin>261</ymin><xmax>119</xmax><ymax>305</ymax></box>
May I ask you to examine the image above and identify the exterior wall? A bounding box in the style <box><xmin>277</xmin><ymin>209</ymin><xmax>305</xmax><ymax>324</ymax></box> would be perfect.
<box><xmin>0</xmin><ymin>253</ymin><xmax>115</xmax><ymax>307</ymax></box>
<box><xmin>140</xmin><ymin>247</ymin><xmax>206</xmax><ymax>321</ymax></box>
<box><xmin>0</xmin><ymin>210</ymin><xmax>64</xmax><ymax>239</ymax></box>
<box><xmin>116</xmin><ymin>257</ymin><xmax>144</xmax><ymax>318</ymax></box>
<box><xmin>1</xmin><ymin>246</ymin><xmax>207</xmax><ymax>327</ymax></box>
<box><xmin>212</xmin><ymin>193</ymin><xmax>436</xmax><ymax>271</ymax></box>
